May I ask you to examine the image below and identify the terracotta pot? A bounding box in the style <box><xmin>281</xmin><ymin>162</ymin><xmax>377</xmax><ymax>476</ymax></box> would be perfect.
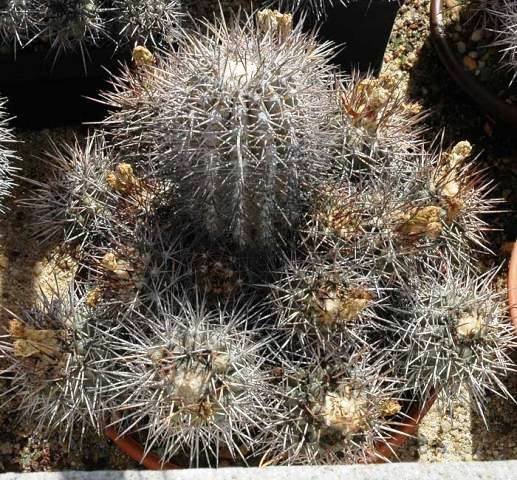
<box><xmin>430</xmin><ymin>0</ymin><xmax>517</xmax><ymax>127</ymax></box>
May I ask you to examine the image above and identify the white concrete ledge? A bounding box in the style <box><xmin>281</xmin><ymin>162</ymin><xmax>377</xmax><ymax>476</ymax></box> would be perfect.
<box><xmin>1</xmin><ymin>461</ymin><xmax>517</xmax><ymax>480</ymax></box>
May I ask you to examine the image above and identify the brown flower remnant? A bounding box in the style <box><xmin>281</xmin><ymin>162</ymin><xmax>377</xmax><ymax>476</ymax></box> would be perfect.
<box><xmin>8</xmin><ymin>319</ymin><xmax>67</xmax><ymax>378</ymax></box>
<box><xmin>86</xmin><ymin>287</ymin><xmax>103</xmax><ymax>308</ymax></box>
<box><xmin>307</xmin><ymin>284</ymin><xmax>373</xmax><ymax>328</ymax></box>
<box><xmin>9</xmin><ymin>320</ymin><xmax>63</xmax><ymax>362</ymax></box>
<box><xmin>194</xmin><ymin>251</ymin><xmax>243</xmax><ymax>298</ymax></box>
<box><xmin>257</xmin><ymin>9</ymin><xmax>293</xmax><ymax>42</ymax></box>
<box><xmin>455</xmin><ymin>309</ymin><xmax>485</xmax><ymax>340</ymax></box>
<box><xmin>340</xmin><ymin>72</ymin><xmax>422</xmax><ymax>137</ymax></box>
<box><xmin>98</xmin><ymin>248</ymin><xmax>147</xmax><ymax>299</ymax></box>
<box><xmin>395</xmin><ymin>205</ymin><xmax>445</xmax><ymax>241</ymax></box>
<box><xmin>132</xmin><ymin>45</ymin><xmax>156</xmax><ymax>68</ymax></box>
<box><xmin>379</xmin><ymin>399</ymin><xmax>401</xmax><ymax>417</ymax></box>
<box><xmin>312</xmin><ymin>188</ymin><xmax>361</xmax><ymax>240</ymax></box>
<box><xmin>432</xmin><ymin>141</ymin><xmax>473</xmax><ymax>222</ymax></box>
<box><xmin>106</xmin><ymin>163</ymin><xmax>142</xmax><ymax>196</ymax></box>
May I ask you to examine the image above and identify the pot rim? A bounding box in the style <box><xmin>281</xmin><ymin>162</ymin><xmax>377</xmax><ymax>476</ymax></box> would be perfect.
<box><xmin>430</xmin><ymin>0</ymin><xmax>517</xmax><ymax>127</ymax></box>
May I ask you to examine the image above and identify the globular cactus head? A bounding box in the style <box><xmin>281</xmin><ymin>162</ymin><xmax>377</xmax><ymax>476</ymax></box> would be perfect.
<box><xmin>0</xmin><ymin>1</ymin><xmax>184</xmax><ymax>61</ymax></box>
<box><xmin>98</xmin><ymin>293</ymin><xmax>273</xmax><ymax>466</ymax></box>
<box><xmin>22</xmin><ymin>134</ymin><xmax>157</xmax><ymax>249</ymax></box>
<box><xmin>37</xmin><ymin>0</ymin><xmax>108</xmax><ymax>59</ymax></box>
<box><xmin>395</xmin><ymin>262</ymin><xmax>516</xmax><ymax>418</ymax></box>
<box><xmin>80</xmin><ymin>219</ymin><xmax>187</xmax><ymax>313</ymax></box>
<box><xmin>101</xmin><ymin>9</ymin><xmax>343</xmax><ymax>253</ymax></box>
<box><xmin>0</xmin><ymin>288</ymin><xmax>106</xmax><ymax>445</ymax></box>
<box><xmin>113</xmin><ymin>0</ymin><xmax>183</xmax><ymax>47</ymax></box>
<box><xmin>0</xmin><ymin>96</ymin><xmax>16</xmax><ymax>212</ymax></box>
<box><xmin>307</xmin><ymin>140</ymin><xmax>497</xmax><ymax>283</ymax></box>
<box><xmin>262</xmin><ymin>347</ymin><xmax>404</xmax><ymax>464</ymax></box>
<box><xmin>270</xmin><ymin>252</ymin><xmax>384</xmax><ymax>349</ymax></box>
<box><xmin>21</xmin><ymin>135</ymin><xmax>117</xmax><ymax>246</ymax></box>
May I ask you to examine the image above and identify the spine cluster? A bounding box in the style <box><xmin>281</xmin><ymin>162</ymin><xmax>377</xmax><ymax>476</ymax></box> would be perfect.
<box><xmin>0</xmin><ymin>97</ymin><xmax>16</xmax><ymax>212</ymax></box>
<box><xmin>490</xmin><ymin>0</ymin><xmax>517</xmax><ymax>81</ymax></box>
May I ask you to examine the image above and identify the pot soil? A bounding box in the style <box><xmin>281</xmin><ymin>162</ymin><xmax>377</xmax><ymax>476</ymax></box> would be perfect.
<box><xmin>430</xmin><ymin>0</ymin><xmax>517</xmax><ymax>127</ymax></box>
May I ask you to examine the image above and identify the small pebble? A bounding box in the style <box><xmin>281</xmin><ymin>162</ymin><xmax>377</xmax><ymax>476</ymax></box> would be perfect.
<box><xmin>471</xmin><ymin>29</ymin><xmax>483</xmax><ymax>42</ymax></box>
<box><xmin>456</xmin><ymin>41</ymin><xmax>466</xmax><ymax>54</ymax></box>
<box><xmin>463</xmin><ymin>56</ymin><xmax>477</xmax><ymax>71</ymax></box>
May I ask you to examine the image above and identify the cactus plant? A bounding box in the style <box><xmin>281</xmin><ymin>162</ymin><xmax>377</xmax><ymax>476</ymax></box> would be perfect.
<box><xmin>0</xmin><ymin>287</ymin><xmax>107</xmax><ymax>446</ymax></box>
<box><xmin>261</xmin><ymin>346</ymin><xmax>404</xmax><ymax>464</ymax></box>
<box><xmin>0</xmin><ymin>0</ymin><xmax>35</xmax><ymax>48</ymax></box>
<box><xmin>13</xmin><ymin>7</ymin><xmax>515</xmax><ymax>468</ymax></box>
<box><xmin>394</xmin><ymin>261</ymin><xmax>516</xmax><ymax>418</ymax></box>
<box><xmin>307</xmin><ymin>140</ymin><xmax>497</xmax><ymax>283</ymax></box>
<box><xmin>0</xmin><ymin>0</ymin><xmax>184</xmax><ymax>60</ymax></box>
<box><xmin>36</xmin><ymin>0</ymin><xmax>108</xmax><ymax>59</ymax></box>
<box><xmin>489</xmin><ymin>0</ymin><xmax>517</xmax><ymax>81</ymax></box>
<box><xmin>101</xmin><ymin>10</ymin><xmax>343</xmax><ymax>252</ymax></box>
<box><xmin>270</xmin><ymin>251</ymin><xmax>386</xmax><ymax>349</ymax></box>
<box><xmin>21</xmin><ymin>135</ymin><xmax>123</xmax><ymax>247</ymax></box>
<box><xmin>97</xmin><ymin>292</ymin><xmax>273</xmax><ymax>467</ymax></box>
<box><xmin>112</xmin><ymin>0</ymin><xmax>183</xmax><ymax>47</ymax></box>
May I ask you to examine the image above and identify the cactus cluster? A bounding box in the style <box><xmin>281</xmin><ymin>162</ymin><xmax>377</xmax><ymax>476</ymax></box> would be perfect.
<box><xmin>0</xmin><ymin>0</ymin><xmax>183</xmax><ymax>59</ymax></box>
<box><xmin>0</xmin><ymin>7</ymin><xmax>514</xmax><ymax>467</ymax></box>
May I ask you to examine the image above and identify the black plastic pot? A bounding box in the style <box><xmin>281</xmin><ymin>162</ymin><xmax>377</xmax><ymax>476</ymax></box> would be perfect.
<box><xmin>306</xmin><ymin>0</ymin><xmax>405</xmax><ymax>74</ymax></box>
<box><xmin>0</xmin><ymin>47</ymin><xmax>128</xmax><ymax>129</ymax></box>
<box><xmin>0</xmin><ymin>1</ymin><xmax>403</xmax><ymax>129</ymax></box>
